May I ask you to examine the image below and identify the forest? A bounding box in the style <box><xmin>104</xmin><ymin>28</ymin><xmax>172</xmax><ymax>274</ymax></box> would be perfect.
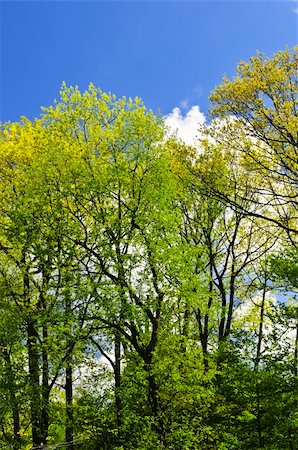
<box><xmin>0</xmin><ymin>47</ymin><xmax>297</xmax><ymax>450</ymax></box>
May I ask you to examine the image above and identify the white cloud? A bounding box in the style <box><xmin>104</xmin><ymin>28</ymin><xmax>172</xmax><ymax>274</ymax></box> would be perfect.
<box><xmin>179</xmin><ymin>98</ymin><xmax>189</xmax><ymax>110</ymax></box>
<box><xmin>164</xmin><ymin>105</ymin><xmax>206</xmax><ymax>146</ymax></box>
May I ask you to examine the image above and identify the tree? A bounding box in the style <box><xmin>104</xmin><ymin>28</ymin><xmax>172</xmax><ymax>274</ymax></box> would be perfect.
<box><xmin>1</xmin><ymin>63</ymin><xmax>297</xmax><ymax>448</ymax></box>
<box><xmin>208</xmin><ymin>46</ymin><xmax>298</xmax><ymax>236</ymax></box>
<box><xmin>0</xmin><ymin>114</ymin><xmax>101</xmax><ymax>448</ymax></box>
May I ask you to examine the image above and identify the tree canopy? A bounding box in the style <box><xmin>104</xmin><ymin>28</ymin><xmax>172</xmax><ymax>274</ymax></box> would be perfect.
<box><xmin>0</xmin><ymin>47</ymin><xmax>297</xmax><ymax>450</ymax></box>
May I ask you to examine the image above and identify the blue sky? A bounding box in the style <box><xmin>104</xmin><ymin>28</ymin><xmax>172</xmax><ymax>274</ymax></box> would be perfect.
<box><xmin>1</xmin><ymin>1</ymin><xmax>297</xmax><ymax>124</ymax></box>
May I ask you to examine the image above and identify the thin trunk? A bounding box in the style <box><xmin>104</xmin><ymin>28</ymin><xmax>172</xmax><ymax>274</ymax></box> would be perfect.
<box><xmin>196</xmin><ymin>307</ymin><xmax>209</xmax><ymax>372</ymax></box>
<box><xmin>40</xmin><ymin>266</ymin><xmax>50</xmax><ymax>445</ymax></box>
<box><xmin>294</xmin><ymin>315</ymin><xmax>298</xmax><ymax>377</ymax></box>
<box><xmin>218</xmin><ymin>280</ymin><xmax>227</xmax><ymax>342</ymax></box>
<box><xmin>255</xmin><ymin>282</ymin><xmax>266</xmax><ymax>373</ymax></box>
<box><xmin>224</xmin><ymin>265</ymin><xmax>236</xmax><ymax>339</ymax></box>
<box><xmin>256</xmin><ymin>383</ymin><xmax>262</xmax><ymax>449</ymax></box>
<box><xmin>202</xmin><ymin>276</ymin><xmax>213</xmax><ymax>372</ymax></box>
<box><xmin>11</xmin><ymin>396</ymin><xmax>21</xmax><ymax>450</ymax></box>
<box><xmin>2</xmin><ymin>350</ymin><xmax>21</xmax><ymax>449</ymax></box>
<box><xmin>65</xmin><ymin>350</ymin><xmax>74</xmax><ymax>450</ymax></box>
<box><xmin>41</xmin><ymin>325</ymin><xmax>49</xmax><ymax>445</ymax></box>
<box><xmin>65</xmin><ymin>289</ymin><xmax>74</xmax><ymax>450</ymax></box>
<box><xmin>89</xmin><ymin>334</ymin><xmax>122</xmax><ymax>442</ymax></box>
<box><xmin>254</xmin><ymin>276</ymin><xmax>267</xmax><ymax>449</ymax></box>
<box><xmin>181</xmin><ymin>305</ymin><xmax>190</xmax><ymax>353</ymax></box>
<box><xmin>114</xmin><ymin>333</ymin><xmax>122</xmax><ymax>435</ymax></box>
<box><xmin>27</xmin><ymin>319</ymin><xmax>42</xmax><ymax>448</ymax></box>
<box><xmin>23</xmin><ymin>254</ymin><xmax>42</xmax><ymax>448</ymax></box>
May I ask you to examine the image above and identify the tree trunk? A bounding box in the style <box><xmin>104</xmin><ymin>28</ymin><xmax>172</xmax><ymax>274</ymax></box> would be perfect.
<box><xmin>224</xmin><ymin>273</ymin><xmax>235</xmax><ymax>339</ymax></box>
<box><xmin>254</xmin><ymin>276</ymin><xmax>267</xmax><ymax>449</ymax></box>
<box><xmin>64</xmin><ymin>284</ymin><xmax>74</xmax><ymax>450</ymax></box>
<box><xmin>202</xmin><ymin>275</ymin><xmax>213</xmax><ymax>372</ymax></box>
<box><xmin>65</xmin><ymin>351</ymin><xmax>74</xmax><ymax>450</ymax></box>
<box><xmin>143</xmin><ymin>353</ymin><xmax>158</xmax><ymax>417</ymax></box>
<box><xmin>114</xmin><ymin>332</ymin><xmax>122</xmax><ymax>435</ymax></box>
<box><xmin>294</xmin><ymin>314</ymin><xmax>298</xmax><ymax>377</ymax></box>
<box><xmin>254</xmin><ymin>282</ymin><xmax>266</xmax><ymax>373</ymax></box>
<box><xmin>41</xmin><ymin>325</ymin><xmax>49</xmax><ymax>445</ymax></box>
<box><xmin>2</xmin><ymin>349</ymin><xmax>21</xmax><ymax>449</ymax></box>
<box><xmin>218</xmin><ymin>281</ymin><xmax>227</xmax><ymax>342</ymax></box>
<box><xmin>27</xmin><ymin>319</ymin><xmax>42</xmax><ymax>448</ymax></box>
